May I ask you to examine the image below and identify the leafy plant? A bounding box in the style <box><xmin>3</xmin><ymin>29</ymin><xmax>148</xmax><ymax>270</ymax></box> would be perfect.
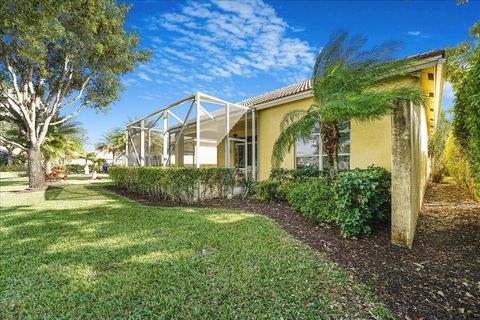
<box><xmin>449</xmin><ymin>21</ymin><xmax>480</xmax><ymax>199</ymax></box>
<box><xmin>253</xmin><ymin>180</ymin><xmax>281</xmax><ymax>202</ymax></box>
<box><xmin>445</xmin><ymin>133</ymin><xmax>478</xmax><ymax>200</ymax></box>
<box><xmin>240</xmin><ymin>176</ymin><xmax>255</xmax><ymax>199</ymax></box>
<box><xmin>286</xmin><ymin>178</ymin><xmax>335</xmax><ymax>223</ymax></box>
<box><xmin>334</xmin><ymin>167</ymin><xmax>391</xmax><ymax>238</ymax></box>
<box><xmin>428</xmin><ymin>112</ymin><xmax>450</xmax><ymax>183</ymax></box>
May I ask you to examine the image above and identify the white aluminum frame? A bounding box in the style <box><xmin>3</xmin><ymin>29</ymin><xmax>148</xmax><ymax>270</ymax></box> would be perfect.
<box><xmin>125</xmin><ymin>91</ymin><xmax>256</xmax><ymax>179</ymax></box>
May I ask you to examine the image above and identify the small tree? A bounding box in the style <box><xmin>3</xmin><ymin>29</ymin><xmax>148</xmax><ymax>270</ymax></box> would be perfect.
<box><xmin>0</xmin><ymin>0</ymin><xmax>149</xmax><ymax>189</ymax></box>
<box><xmin>272</xmin><ymin>31</ymin><xmax>423</xmax><ymax>175</ymax></box>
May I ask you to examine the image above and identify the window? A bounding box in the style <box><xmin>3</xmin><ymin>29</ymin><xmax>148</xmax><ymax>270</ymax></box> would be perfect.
<box><xmin>295</xmin><ymin>122</ymin><xmax>350</xmax><ymax>170</ymax></box>
<box><xmin>234</xmin><ymin>137</ymin><xmax>257</xmax><ymax>168</ymax></box>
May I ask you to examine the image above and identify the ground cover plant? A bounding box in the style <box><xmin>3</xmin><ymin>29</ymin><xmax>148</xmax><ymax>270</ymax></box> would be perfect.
<box><xmin>0</xmin><ymin>175</ymin><xmax>389</xmax><ymax>319</ymax></box>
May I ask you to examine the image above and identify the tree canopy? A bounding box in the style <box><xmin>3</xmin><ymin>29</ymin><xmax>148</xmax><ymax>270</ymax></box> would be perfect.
<box><xmin>0</xmin><ymin>0</ymin><xmax>149</xmax><ymax>188</ymax></box>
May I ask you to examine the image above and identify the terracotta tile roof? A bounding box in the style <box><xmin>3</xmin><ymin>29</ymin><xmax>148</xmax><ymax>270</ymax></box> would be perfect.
<box><xmin>238</xmin><ymin>49</ymin><xmax>445</xmax><ymax>108</ymax></box>
<box><xmin>239</xmin><ymin>79</ymin><xmax>312</xmax><ymax>107</ymax></box>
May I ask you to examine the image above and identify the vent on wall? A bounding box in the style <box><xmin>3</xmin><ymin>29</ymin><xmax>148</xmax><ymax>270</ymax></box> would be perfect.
<box><xmin>428</xmin><ymin>73</ymin><xmax>434</xmax><ymax>80</ymax></box>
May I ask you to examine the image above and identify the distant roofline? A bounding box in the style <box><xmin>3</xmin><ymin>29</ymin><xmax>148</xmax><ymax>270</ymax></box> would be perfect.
<box><xmin>238</xmin><ymin>49</ymin><xmax>446</xmax><ymax>110</ymax></box>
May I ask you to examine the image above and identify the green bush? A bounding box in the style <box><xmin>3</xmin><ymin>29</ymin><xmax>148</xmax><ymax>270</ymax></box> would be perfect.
<box><xmin>108</xmin><ymin>167</ymin><xmax>236</xmax><ymax>204</ymax></box>
<box><xmin>66</xmin><ymin>164</ymin><xmax>86</xmax><ymax>174</ymax></box>
<box><xmin>445</xmin><ymin>133</ymin><xmax>478</xmax><ymax>200</ymax></box>
<box><xmin>270</xmin><ymin>167</ymin><xmax>325</xmax><ymax>182</ymax></box>
<box><xmin>286</xmin><ymin>178</ymin><xmax>336</xmax><ymax>223</ymax></box>
<box><xmin>0</xmin><ymin>165</ymin><xmax>26</xmax><ymax>172</ymax></box>
<box><xmin>334</xmin><ymin>167</ymin><xmax>391</xmax><ymax>238</ymax></box>
<box><xmin>253</xmin><ymin>180</ymin><xmax>281</xmax><ymax>202</ymax></box>
<box><xmin>276</xmin><ymin>181</ymin><xmax>300</xmax><ymax>202</ymax></box>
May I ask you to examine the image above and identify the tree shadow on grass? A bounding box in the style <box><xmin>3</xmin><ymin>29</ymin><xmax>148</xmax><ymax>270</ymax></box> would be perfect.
<box><xmin>1</xmin><ymin>182</ymin><xmax>389</xmax><ymax>319</ymax></box>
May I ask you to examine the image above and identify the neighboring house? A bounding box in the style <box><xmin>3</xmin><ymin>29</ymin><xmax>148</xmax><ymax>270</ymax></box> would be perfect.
<box><xmin>126</xmin><ymin>49</ymin><xmax>446</xmax><ymax>247</ymax></box>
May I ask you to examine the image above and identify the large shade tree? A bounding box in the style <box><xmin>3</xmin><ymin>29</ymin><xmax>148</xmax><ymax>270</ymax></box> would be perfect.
<box><xmin>0</xmin><ymin>0</ymin><xmax>149</xmax><ymax>189</ymax></box>
<box><xmin>272</xmin><ymin>31</ymin><xmax>423</xmax><ymax>175</ymax></box>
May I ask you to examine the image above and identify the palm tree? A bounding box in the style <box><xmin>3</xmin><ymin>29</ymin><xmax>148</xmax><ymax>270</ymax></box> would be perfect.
<box><xmin>42</xmin><ymin>116</ymin><xmax>85</xmax><ymax>172</ymax></box>
<box><xmin>95</xmin><ymin>128</ymin><xmax>125</xmax><ymax>165</ymax></box>
<box><xmin>0</xmin><ymin>116</ymin><xmax>84</xmax><ymax>171</ymax></box>
<box><xmin>272</xmin><ymin>31</ymin><xmax>424</xmax><ymax>175</ymax></box>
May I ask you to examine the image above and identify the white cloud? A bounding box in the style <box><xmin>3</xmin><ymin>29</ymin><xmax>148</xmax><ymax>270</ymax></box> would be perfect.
<box><xmin>136</xmin><ymin>0</ymin><xmax>315</xmax><ymax>96</ymax></box>
<box><xmin>408</xmin><ymin>31</ymin><xmax>421</xmax><ymax>36</ymax></box>
<box><xmin>138</xmin><ymin>72</ymin><xmax>153</xmax><ymax>82</ymax></box>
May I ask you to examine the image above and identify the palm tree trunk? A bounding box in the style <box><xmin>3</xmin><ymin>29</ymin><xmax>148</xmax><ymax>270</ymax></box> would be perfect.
<box><xmin>112</xmin><ymin>152</ymin><xmax>116</xmax><ymax>165</ymax></box>
<box><xmin>320</xmin><ymin>123</ymin><xmax>340</xmax><ymax>177</ymax></box>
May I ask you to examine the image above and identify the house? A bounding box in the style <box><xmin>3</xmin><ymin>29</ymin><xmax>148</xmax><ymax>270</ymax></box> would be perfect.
<box><xmin>126</xmin><ymin>49</ymin><xmax>446</xmax><ymax>247</ymax></box>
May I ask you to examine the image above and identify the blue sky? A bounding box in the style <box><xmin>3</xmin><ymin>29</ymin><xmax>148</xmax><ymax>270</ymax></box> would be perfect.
<box><xmin>72</xmin><ymin>0</ymin><xmax>479</xmax><ymax>150</ymax></box>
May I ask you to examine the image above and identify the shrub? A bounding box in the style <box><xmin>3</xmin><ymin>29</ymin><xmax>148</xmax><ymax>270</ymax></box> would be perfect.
<box><xmin>286</xmin><ymin>178</ymin><xmax>335</xmax><ymax>223</ymax></box>
<box><xmin>0</xmin><ymin>165</ymin><xmax>26</xmax><ymax>172</ymax></box>
<box><xmin>253</xmin><ymin>180</ymin><xmax>281</xmax><ymax>202</ymax></box>
<box><xmin>240</xmin><ymin>176</ymin><xmax>255</xmax><ymax>199</ymax></box>
<box><xmin>66</xmin><ymin>164</ymin><xmax>86</xmax><ymax>174</ymax></box>
<box><xmin>270</xmin><ymin>167</ymin><xmax>325</xmax><ymax>182</ymax></box>
<box><xmin>334</xmin><ymin>167</ymin><xmax>391</xmax><ymax>238</ymax></box>
<box><xmin>428</xmin><ymin>112</ymin><xmax>450</xmax><ymax>183</ymax></box>
<box><xmin>445</xmin><ymin>133</ymin><xmax>478</xmax><ymax>199</ymax></box>
<box><xmin>276</xmin><ymin>181</ymin><xmax>300</xmax><ymax>202</ymax></box>
<box><xmin>108</xmin><ymin>167</ymin><xmax>236</xmax><ymax>204</ymax></box>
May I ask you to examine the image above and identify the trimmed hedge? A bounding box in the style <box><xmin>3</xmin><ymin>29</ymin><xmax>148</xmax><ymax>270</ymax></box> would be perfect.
<box><xmin>109</xmin><ymin>167</ymin><xmax>236</xmax><ymax>204</ymax></box>
<box><xmin>0</xmin><ymin>165</ymin><xmax>26</xmax><ymax>172</ymax></box>
<box><xmin>270</xmin><ymin>167</ymin><xmax>326</xmax><ymax>182</ymax></box>
<box><xmin>66</xmin><ymin>164</ymin><xmax>87</xmax><ymax>174</ymax></box>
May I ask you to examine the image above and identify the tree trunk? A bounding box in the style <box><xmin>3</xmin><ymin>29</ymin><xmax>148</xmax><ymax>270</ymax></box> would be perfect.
<box><xmin>7</xmin><ymin>149</ymin><xmax>13</xmax><ymax>166</ymax></box>
<box><xmin>91</xmin><ymin>170</ymin><xmax>97</xmax><ymax>180</ymax></box>
<box><xmin>84</xmin><ymin>159</ymin><xmax>90</xmax><ymax>175</ymax></box>
<box><xmin>28</xmin><ymin>146</ymin><xmax>46</xmax><ymax>190</ymax></box>
<box><xmin>320</xmin><ymin>123</ymin><xmax>340</xmax><ymax>177</ymax></box>
<box><xmin>112</xmin><ymin>152</ymin><xmax>116</xmax><ymax>165</ymax></box>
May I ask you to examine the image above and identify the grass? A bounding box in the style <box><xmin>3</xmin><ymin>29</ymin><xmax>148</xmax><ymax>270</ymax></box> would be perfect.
<box><xmin>0</xmin><ymin>174</ymin><xmax>390</xmax><ymax>319</ymax></box>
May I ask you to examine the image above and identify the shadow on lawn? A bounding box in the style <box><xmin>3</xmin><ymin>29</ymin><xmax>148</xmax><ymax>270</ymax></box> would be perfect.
<box><xmin>0</xmin><ymin>182</ymin><xmax>389</xmax><ymax>319</ymax></box>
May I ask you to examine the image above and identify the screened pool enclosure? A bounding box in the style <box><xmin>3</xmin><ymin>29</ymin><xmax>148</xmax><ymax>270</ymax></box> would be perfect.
<box><xmin>125</xmin><ymin>92</ymin><xmax>257</xmax><ymax>179</ymax></box>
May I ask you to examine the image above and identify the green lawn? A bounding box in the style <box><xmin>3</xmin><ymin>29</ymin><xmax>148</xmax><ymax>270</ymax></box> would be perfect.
<box><xmin>0</xmin><ymin>174</ymin><xmax>389</xmax><ymax>319</ymax></box>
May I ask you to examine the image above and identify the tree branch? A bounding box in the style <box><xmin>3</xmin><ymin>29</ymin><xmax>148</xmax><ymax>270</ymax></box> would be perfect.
<box><xmin>0</xmin><ymin>135</ymin><xmax>27</xmax><ymax>151</ymax></box>
<box><xmin>50</xmin><ymin>102</ymin><xmax>87</xmax><ymax>126</ymax></box>
<box><xmin>58</xmin><ymin>73</ymin><xmax>93</xmax><ymax>109</ymax></box>
<box><xmin>5</xmin><ymin>56</ymin><xmax>23</xmax><ymax>104</ymax></box>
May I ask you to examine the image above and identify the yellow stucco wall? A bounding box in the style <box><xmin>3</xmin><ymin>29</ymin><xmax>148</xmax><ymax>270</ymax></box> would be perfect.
<box><xmin>256</xmin><ymin>99</ymin><xmax>395</xmax><ymax>180</ymax></box>
<box><xmin>257</xmin><ymin>97</ymin><xmax>311</xmax><ymax>180</ymax></box>
<box><xmin>350</xmin><ymin>117</ymin><xmax>392</xmax><ymax>171</ymax></box>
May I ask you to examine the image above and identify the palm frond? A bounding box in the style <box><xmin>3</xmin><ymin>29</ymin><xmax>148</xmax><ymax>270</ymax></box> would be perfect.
<box><xmin>271</xmin><ymin>112</ymin><xmax>318</xmax><ymax>168</ymax></box>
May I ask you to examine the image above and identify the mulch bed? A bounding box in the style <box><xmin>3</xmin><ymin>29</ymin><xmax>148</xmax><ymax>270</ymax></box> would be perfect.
<box><xmin>105</xmin><ymin>183</ymin><xmax>480</xmax><ymax>320</ymax></box>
